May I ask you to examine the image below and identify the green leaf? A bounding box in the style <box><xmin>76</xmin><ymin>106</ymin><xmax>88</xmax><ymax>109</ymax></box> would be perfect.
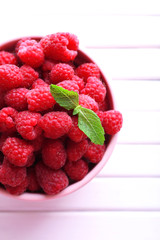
<box><xmin>76</xmin><ymin>105</ymin><xmax>105</xmax><ymax>145</ymax></box>
<box><xmin>73</xmin><ymin>105</ymin><xmax>82</xmax><ymax>115</ymax></box>
<box><xmin>50</xmin><ymin>84</ymin><xmax>79</xmax><ymax>110</ymax></box>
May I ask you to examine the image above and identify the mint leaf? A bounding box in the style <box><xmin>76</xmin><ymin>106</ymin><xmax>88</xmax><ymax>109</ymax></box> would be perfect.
<box><xmin>50</xmin><ymin>84</ymin><xmax>79</xmax><ymax>110</ymax></box>
<box><xmin>50</xmin><ymin>84</ymin><xmax>105</xmax><ymax>145</ymax></box>
<box><xmin>73</xmin><ymin>105</ymin><xmax>82</xmax><ymax>115</ymax></box>
<box><xmin>76</xmin><ymin>105</ymin><xmax>105</xmax><ymax>145</ymax></box>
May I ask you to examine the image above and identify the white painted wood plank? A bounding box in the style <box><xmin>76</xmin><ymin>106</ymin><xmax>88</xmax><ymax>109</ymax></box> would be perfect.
<box><xmin>99</xmin><ymin>144</ymin><xmax>160</xmax><ymax>177</ymax></box>
<box><xmin>118</xmin><ymin>111</ymin><xmax>160</xmax><ymax>144</ymax></box>
<box><xmin>1</xmin><ymin>0</ymin><xmax>160</xmax><ymax>16</ymax></box>
<box><xmin>0</xmin><ymin>16</ymin><xmax>160</xmax><ymax>48</ymax></box>
<box><xmin>0</xmin><ymin>212</ymin><xmax>160</xmax><ymax>240</ymax></box>
<box><xmin>85</xmin><ymin>48</ymin><xmax>160</xmax><ymax>79</ymax></box>
<box><xmin>112</xmin><ymin>80</ymin><xmax>160</xmax><ymax>111</ymax></box>
<box><xmin>0</xmin><ymin>178</ymin><xmax>160</xmax><ymax>211</ymax></box>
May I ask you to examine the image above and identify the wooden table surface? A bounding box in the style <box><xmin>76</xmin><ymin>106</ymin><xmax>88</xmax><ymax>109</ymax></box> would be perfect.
<box><xmin>0</xmin><ymin>1</ymin><xmax>160</xmax><ymax>239</ymax></box>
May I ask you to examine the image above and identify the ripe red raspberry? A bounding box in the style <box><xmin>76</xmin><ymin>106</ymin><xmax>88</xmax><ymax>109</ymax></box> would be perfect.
<box><xmin>4</xmin><ymin>88</ymin><xmax>29</xmax><ymax>111</ymax></box>
<box><xmin>17</xmin><ymin>39</ymin><xmax>44</xmax><ymax>68</ymax></box>
<box><xmin>38</xmin><ymin>111</ymin><xmax>72</xmax><ymax>139</ymax></box>
<box><xmin>64</xmin><ymin>159</ymin><xmax>88</xmax><ymax>181</ymax></box>
<box><xmin>25</xmin><ymin>154</ymin><xmax>35</xmax><ymax>167</ymax></box>
<box><xmin>61</xmin><ymin>32</ymin><xmax>79</xmax><ymax>51</ymax></box>
<box><xmin>101</xmin><ymin>110</ymin><xmax>123</xmax><ymax>135</ymax></box>
<box><xmin>0</xmin><ymin>132</ymin><xmax>16</xmax><ymax>151</ymax></box>
<box><xmin>42</xmin><ymin>139</ymin><xmax>66</xmax><ymax>170</ymax></box>
<box><xmin>26</xmin><ymin>87</ymin><xmax>56</xmax><ymax>112</ymax></box>
<box><xmin>84</xmin><ymin>142</ymin><xmax>106</xmax><ymax>163</ymax></box>
<box><xmin>27</xmin><ymin>166</ymin><xmax>40</xmax><ymax>192</ymax></box>
<box><xmin>5</xmin><ymin>177</ymin><xmax>28</xmax><ymax>195</ymax></box>
<box><xmin>0</xmin><ymin>157</ymin><xmax>27</xmax><ymax>187</ymax></box>
<box><xmin>15</xmin><ymin>37</ymin><xmax>31</xmax><ymax>53</ymax></box>
<box><xmin>79</xmin><ymin>94</ymin><xmax>99</xmax><ymax>112</ymax></box>
<box><xmin>41</xmin><ymin>59</ymin><xmax>58</xmax><ymax>72</ymax></box>
<box><xmin>81</xmin><ymin>77</ymin><xmax>106</xmax><ymax>103</ymax></box>
<box><xmin>30</xmin><ymin>134</ymin><xmax>44</xmax><ymax>152</ymax></box>
<box><xmin>0</xmin><ymin>51</ymin><xmax>17</xmax><ymax>65</ymax></box>
<box><xmin>68</xmin><ymin>116</ymin><xmax>87</xmax><ymax>142</ymax></box>
<box><xmin>42</xmin><ymin>72</ymin><xmax>51</xmax><ymax>84</ymax></box>
<box><xmin>97</xmin><ymin>111</ymin><xmax>104</xmax><ymax>123</ymax></box>
<box><xmin>2</xmin><ymin>137</ymin><xmax>34</xmax><ymax>167</ymax></box>
<box><xmin>57</xmin><ymin>80</ymin><xmax>79</xmax><ymax>93</ymax></box>
<box><xmin>20</xmin><ymin>65</ymin><xmax>39</xmax><ymax>88</ymax></box>
<box><xmin>67</xmin><ymin>139</ymin><xmax>89</xmax><ymax>162</ymax></box>
<box><xmin>40</xmin><ymin>32</ymin><xmax>79</xmax><ymax>62</ymax></box>
<box><xmin>75</xmin><ymin>63</ymin><xmax>100</xmax><ymax>82</ymax></box>
<box><xmin>31</xmin><ymin>79</ymin><xmax>49</xmax><ymax>89</ymax></box>
<box><xmin>71</xmin><ymin>75</ymin><xmax>84</xmax><ymax>91</ymax></box>
<box><xmin>50</xmin><ymin>63</ymin><xmax>74</xmax><ymax>84</ymax></box>
<box><xmin>35</xmin><ymin>161</ymin><xmax>69</xmax><ymax>195</ymax></box>
<box><xmin>15</xmin><ymin>111</ymin><xmax>42</xmax><ymax>140</ymax></box>
<box><xmin>0</xmin><ymin>64</ymin><xmax>23</xmax><ymax>91</ymax></box>
<box><xmin>0</xmin><ymin>107</ymin><xmax>18</xmax><ymax>133</ymax></box>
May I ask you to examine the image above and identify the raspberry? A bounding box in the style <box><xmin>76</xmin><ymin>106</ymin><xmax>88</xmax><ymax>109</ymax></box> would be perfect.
<box><xmin>61</xmin><ymin>32</ymin><xmax>79</xmax><ymax>51</ymax></box>
<box><xmin>0</xmin><ymin>132</ymin><xmax>16</xmax><ymax>151</ymax></box>
<box><xmin>97</xmin><ymin>111</ymin><xmax>104</xmax><ymax>123</ymax></box>
<box><xmin>5</xmin><ymin>177</ymin><xmax>28</xmax><ymax>195</ymax></box>
<box><xmin>35</xmin><ymin>161</ymin><xmax>69</xmax><ymax>195</ymax></box>
<box><xmin>2</xmin><ymin>137</ymin><xmax>34</xmax><ymax>167</ymax></box>
<box><xmin>0</xmin><ymin>107</ymin><xmax>18</xmax><ymax>133</ymax></box>
<box><xmin>15</xmin><ymin>111</ymin><xmax>42</xmax><ymax>140</ymax></box>
<box><xmin>30</xmin><ymin>134</ymin><xmax>44</xmax><ymax>152</ymax></box>
<box><xmin>67</xmin><ymin>139</ymin><xmax>89</xmax><ymax>162</ymax></box>
<box><xmin>81</xmin><ymin>77</ymin><xmax>106</xmax><ymax>103</ymax></box>
<box><xmin>17</xmin><ymin>39</ymin><xmax>44</xmax><ymax>68</ymax></box>
<box><xmin>57</xmin><ymin>80</ymin><xmax>79</xmax><ymax>93</ymax></box>
<box><xmin>0</xmin><ymin>51</ymin><xmax>17</xmax><ymax>65</ymax></box>
<box><xmin>26</xmin><ymin>87</ymin><xmax>56</xmax><ymax>112</ymax></box>
<box><xmin>42</xmin><ymin>139</ymin><xmax>66</xmax><ymax>170</ymax></box>
<box><xmin>0</xmin><ymin>64</ymin><xmax>23</xmax><ymax>91</ymax></box>
<box><xmin>71</xmin><ymin>75</ymin><xmax>84</xmax><ymax>91</ymax></box>
<box><xmin>20</xmin><ymin>65</ymin><xmax>39</xmax><ymax>88</ymax></box>
<box><xmin>25</xmin><ymin>154</ymin><xmax>35</xmax><ymax>167</ymax></box>
<box><xmin>27</xmin><ymin>167</ymin><xmax>40</xmax><ymax>192</ymax></box>
<box><xmin>42</xmin><ymin>72</ymin><xmax>51</xmax><ymax>84</ymax></box>
<box><xmin>50</xmin><ymin>63</ymin><xmax>74</xmax><ymax>84</ymax></box>
<box><xmin>79</xmin><ymin>94</ymin><xmax>99</xmax><ymax>112</ymax></box>
<box><xmin>75</xmin><ymin>63</ymin><xmax>100</xmax><ymax>82</ymax></box>
<box><xmin>4</xmin><ymin>88</ymin><xmax>29</xmax><ymax>111</ymax></box>
<box><xmin>101</xmin><ymin>110</ymin><xmax>123</xmax><ymax>135</ymax></box>
<box><xmin>64</xmin><ymin>159</ymin><xmax>88</xmax><ymax>181</ymax></box>
<box><xmin>40</xmin><ymin>32</ymin><xmax>79</xmax><ymax>62</ymax></box>
<box><xmin>31</xmin><ymin>79</ymin><xmax>49</xmax><ymax>89</ymax></box>
<box><xmin>15</xmin><ymin>37</ymin><xmax>31</xmax><ymax>53</ymax></box>
<box><xmin>41</xmin><ymin>59</ymin><xmax>58</xmax><ymax>72</ymax></box>
<box><xmin>0</xmin><ymin>157</ymin><xmax>27</xmax><ymax>187</ymax></box>
<box><xmin>38</xmin><ymin>111</ymin><xmax>72</xmax><ymax>139</ymax></box>
<box><xmin>68</xmin><ymin>116</ymin><xmax>87</xmax><ymax>142</ymax></box>
<box><xmin>84</xmin><ymin>142</ymin><xmax>106</xmax><ymax>163</ymax></box>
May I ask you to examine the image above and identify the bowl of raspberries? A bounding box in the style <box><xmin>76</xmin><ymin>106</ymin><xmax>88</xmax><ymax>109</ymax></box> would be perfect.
<box><xmin>0</xmin><ymin>32</ymin><xmax>123</xmax><ymax>200</ymax></box>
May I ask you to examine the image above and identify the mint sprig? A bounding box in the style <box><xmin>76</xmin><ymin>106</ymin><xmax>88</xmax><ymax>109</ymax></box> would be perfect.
<box><xmin>50</xmin><ymin>84</ymin><xmax>79</xmax><ymax>110</ymax></box>
<box><xmin>73</xmin><ymin>105</ymin><xmax>105</xmax><ymax>145</ymax></box>
<box><xmin>50</xmin><ymin>84</ymin><xmax>105</xmax><ymax>145</ymax></box>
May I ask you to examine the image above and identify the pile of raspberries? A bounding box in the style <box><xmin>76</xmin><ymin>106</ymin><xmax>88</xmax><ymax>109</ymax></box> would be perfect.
<box><xmin>0</xmin><ymin>32</ymin><xmax>122</xmax><ymax>196</ymax></box>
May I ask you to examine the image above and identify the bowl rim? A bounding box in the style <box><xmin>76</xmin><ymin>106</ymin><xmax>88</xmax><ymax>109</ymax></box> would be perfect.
<box><xmin>0</xmin><ymin>37</ymin><xmax>118</xmax><ymax>201</ymax></box>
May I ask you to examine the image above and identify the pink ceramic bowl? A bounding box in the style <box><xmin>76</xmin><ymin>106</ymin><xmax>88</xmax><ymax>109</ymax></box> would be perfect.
<box><xmin>0</xmin><ymin>37</ymin><xmax>118</xmax><ymax>200</ymax></box>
